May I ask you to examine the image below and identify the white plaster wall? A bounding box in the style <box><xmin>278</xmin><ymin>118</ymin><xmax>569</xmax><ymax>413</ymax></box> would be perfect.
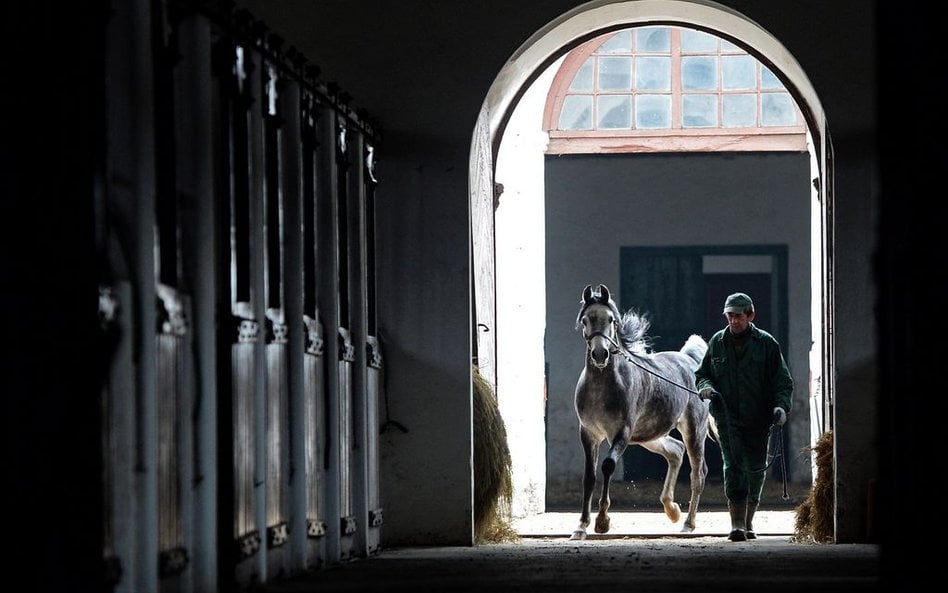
<box><xmin>495</xmin><ymin>59</ymin><xmax>562</xmax><ymax>518</ymax></box>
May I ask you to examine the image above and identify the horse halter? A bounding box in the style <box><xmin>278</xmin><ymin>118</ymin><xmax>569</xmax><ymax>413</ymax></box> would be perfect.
<box><xmin>580</xmin><ymin>301</ymin><xmax>623</xmax><ymax>369</ymax></box>
<box><xmin>584</xmin><ymin>328</ymin><xmax>621</xmax><ymax>355</ymax></box>
<box><xmin>583</xmin><ymin>313</ymin><xmax>624</xmax><ymax>372</ymax></box>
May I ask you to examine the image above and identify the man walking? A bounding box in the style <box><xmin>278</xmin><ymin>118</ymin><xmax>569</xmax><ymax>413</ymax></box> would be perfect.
<box><xmin>695</xmin><ymin>292</ymin><xmax>793</xmax><ymax>541</ymax></box>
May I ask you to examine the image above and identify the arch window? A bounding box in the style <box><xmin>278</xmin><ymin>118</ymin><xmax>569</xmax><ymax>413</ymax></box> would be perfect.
<box><xmin>544</xmin><ymin>26</ymin><xmax>807</xmax><ymax>153</ymax></box>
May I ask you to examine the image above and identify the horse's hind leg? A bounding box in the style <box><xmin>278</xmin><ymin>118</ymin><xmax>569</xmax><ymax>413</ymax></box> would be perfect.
<box><xmin>680</xmin><ymin>412</ymin><xmax>710</xmax><ymax>532</ymax></box>
<box><xmin>681</xmin><ymin>446</ymin><xmax>708</xmax><ymax>532</ymax></box>
<box><xmin>641</xmin><ymin>436</ymin><xmax>685</xmax><ymax>524</ymax></box>
<box><xmin>594</xmin><ymin>434</ymin><xmax>629</xmax><ymax>534</ymax></box>
<box><xmin>571</xmin><ymin>430</ymin><xmax>600</xmax><ymax>540</ymax></box>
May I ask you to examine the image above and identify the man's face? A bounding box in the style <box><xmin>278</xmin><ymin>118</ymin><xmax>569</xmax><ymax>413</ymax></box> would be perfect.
<box><xmin>725</xmin><ymin>311</ymin><xmax>753</xmax><ymax>334</ymax></box>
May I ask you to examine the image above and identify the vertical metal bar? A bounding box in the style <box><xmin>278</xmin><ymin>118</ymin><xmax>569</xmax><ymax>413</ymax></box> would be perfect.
<box><xmin>315</xmin><ymin>97</ymin><xmax>344</xmax><ymax>565</ymax></box>
<box><xmin>334</xmin><ymin>115</ymin><xmax>358</xmax><ymax>559</ymax></box>
<box><xmin>262</xmin><ymin>57</ymin><xmax>290</xmax><ymax>575</ymax></box>
<box><xmin>364</xmin><ymin>143</ymin><xmax>383</xmax><ymax>553</ymax></box>
<box><xmin>300</xmin><ymin>87</ymin><xmax>328</xmax><ymax>567</ymax></box>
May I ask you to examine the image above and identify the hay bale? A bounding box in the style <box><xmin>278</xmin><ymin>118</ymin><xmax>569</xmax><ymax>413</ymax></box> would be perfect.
<box><xmin>792</xmin><ymin>430</ymin><xmax>834</xmax><ymax>543</ymax></box>
<box><xmin>472</xmin><ymin>365</ymin><xmax>519</xmax><ymax>543</ymax></box>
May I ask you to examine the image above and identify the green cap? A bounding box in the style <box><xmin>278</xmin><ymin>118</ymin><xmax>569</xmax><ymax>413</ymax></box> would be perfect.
<box><xmin>723</xmin><ymin>292</ymin><xmax>754</xmax><ymax>314</ymax></box>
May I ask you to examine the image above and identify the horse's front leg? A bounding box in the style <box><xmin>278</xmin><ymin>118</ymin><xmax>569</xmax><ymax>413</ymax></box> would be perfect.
<box><xmin>595</xmin><ymin>431</ymin><xmax>629</xmax><ymax>534</ymax></box>
<box><xmin>570</xmin><ymin>430</ymin><xmax>600</xmax><ymax>540</ymax></box>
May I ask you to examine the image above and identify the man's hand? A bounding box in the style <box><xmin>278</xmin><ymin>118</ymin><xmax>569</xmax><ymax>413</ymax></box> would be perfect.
<box><xmin>772</xmin><ymin>407</ymin><xmax>787</xmax><ymax>426</ymax></box>
<box><xmin>698</xmin><ymin>387</ymin><xmax>720</xmax><ymax>401</ymax></box>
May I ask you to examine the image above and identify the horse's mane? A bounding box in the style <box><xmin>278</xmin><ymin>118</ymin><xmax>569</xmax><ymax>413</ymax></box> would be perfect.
<box><xmin>616</xmin><ymin>308</ymin><xmax>651</xmax><ymax>354</ymax></box>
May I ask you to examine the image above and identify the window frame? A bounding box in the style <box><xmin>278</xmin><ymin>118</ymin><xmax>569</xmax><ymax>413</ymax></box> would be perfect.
<box><xmin>543</xmin><ymin>26</ymin><xmax>807</xmax><ymax>154</ymax></box>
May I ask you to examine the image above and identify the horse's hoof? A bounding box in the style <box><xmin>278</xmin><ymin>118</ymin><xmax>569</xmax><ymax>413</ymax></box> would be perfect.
<box><xmin>594</xmin><ymin>516</ymin><xmax>610</xmax><ymax>534</ymax></box>
<box><xmin>664</xmin><ymin>502</ymin><xmax>681</xmax><ymax>523</ymax></box>
<box><xmin>680</xmin><ymin>523</ymin><xmax>695</xmax><ymax>533</ymax></box>
<box><xmin>570</xmin><ymin>530</ymin><xmax>587</xmax><ymax>541</ymax></box>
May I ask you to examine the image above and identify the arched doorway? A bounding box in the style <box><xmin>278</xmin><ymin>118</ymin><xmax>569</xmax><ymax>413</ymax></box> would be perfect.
<box><xmin>471</xmin><ymin>0</ymin><xmax>834</xmax><ymax>537</ymax></box>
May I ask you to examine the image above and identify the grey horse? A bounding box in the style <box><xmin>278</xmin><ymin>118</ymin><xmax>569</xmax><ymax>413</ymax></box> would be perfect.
<box><xmin>571</xmin><ymin>284</ymin><xmax>716</xmax><ymax>540</ymax></box>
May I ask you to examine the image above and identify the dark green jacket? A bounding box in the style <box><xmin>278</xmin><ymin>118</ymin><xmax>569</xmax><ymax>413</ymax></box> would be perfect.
<box><xmin>695</xmin><ymin>323</ymin><xmax>793</xmax><ymax>428</ymax></box>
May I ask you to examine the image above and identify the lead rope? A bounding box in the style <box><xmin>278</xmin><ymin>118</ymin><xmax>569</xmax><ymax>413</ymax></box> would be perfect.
<box><xmin>587</xmin><ymin>331</ymin><xmax>700</xmax><ymax>395</ymax></box>
<box><xmin>774</xmin><ymin>424</ymin><xmax>790</xmax><ymax>500</ymax></box>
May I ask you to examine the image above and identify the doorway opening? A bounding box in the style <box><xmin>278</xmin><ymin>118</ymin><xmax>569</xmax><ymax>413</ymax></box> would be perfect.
<box><xmin>472</xmin><ymin>0</ymin><xmax>832</xmax><ymax>539</ymax></box>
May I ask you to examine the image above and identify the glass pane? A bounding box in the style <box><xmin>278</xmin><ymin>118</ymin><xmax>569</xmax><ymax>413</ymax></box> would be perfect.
<box><xmin>761</xmin><ymin>65</ymin><xmax>783</xmax><ymax>90</ymax></box>
<box><xmin>634</xmin><ymin>56</ymin><xmax>670</xmax><ymax>91</ymax></box>
<box><xmin>597</xmin><ymin>95</ymin><xmax>631</xmax><ymax>129</ymax></box>
<box><xmin>635</xmin><ymin>26</ymin><xmax>670</xmax><ymax>52</ymax></box>
<box><xmin>721</xmin><ymin>39</ymin><xmax>741</xmax><ymax>52</ymax></box>
<box><xmin>634</xmin><ymin>94</ymin><xmax>671</xmax><ymax>129</ymax></box>
<box><xmin>682</xmin><ymin>94</ymin><xmax>718</xmax><ymax>128</ymax></box>
<box><xmin>722</xmin><ymin>93</ymin><xmax>757</xmax><ymax>127</ymax></box>
<box><xmin>682</xmin><ymin>56</ymin><xmax>717</xmax><ymax>90</ymax></box>
<box><xmin>722</xmin><ymin>55</ymin><xmax>756</xmax><ymax>90</ymax></box>
<box><xmin>599</xmin><ymin>30</ymin><xmax>631</xmax><ymax>53</ymax></box>
<box><xmin>559</xmin><ymin>95</ymin><xmax>593</xmax><ymax>130</ymax></box>
<box><xmin>761</xmin><ymin>92</ymin><xmax>797</xmax><ymax>126</ymax></box>
<box><xmin>569</xmin><ymin>58</ymin><xmax>594</xmax><ymax>91</ymax></box>
<box><xmin>681</xmin><ymin>28</ymin><xmax>717</xmax><ymax>53</ymax></box>
<box><xmin>598</xmin><ymin>56</ymin><xmax>631</xmax><ymax>91</ymax></box>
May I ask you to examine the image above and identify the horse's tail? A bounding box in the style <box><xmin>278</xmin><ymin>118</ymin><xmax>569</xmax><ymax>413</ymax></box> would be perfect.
<box><xmin>679</xmin><ymin>334</ymin><xmax>717</xmax><ymax>442</ymax></box>
<box><xmin>680</xmin><ymin>334</ymin><xmax>707</xmax><ymax>365</ymax></box>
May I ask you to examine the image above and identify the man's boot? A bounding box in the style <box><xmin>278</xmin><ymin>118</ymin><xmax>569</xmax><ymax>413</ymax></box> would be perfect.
<box><xmin>745</xmin><ymin>501</ymin><xmax>759</xmax><ymax>540</ymax></box>
<box><xmin>727</xmin><ymin>501</ymin><xmax>747</xmax><ymax>541</ymax></box>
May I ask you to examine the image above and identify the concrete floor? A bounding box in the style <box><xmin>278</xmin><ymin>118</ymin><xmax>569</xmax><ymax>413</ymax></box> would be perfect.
<box><xmin>261</xmin><ymin>511</ymin><xmax>883</xmax><ymax>592</ymax></box>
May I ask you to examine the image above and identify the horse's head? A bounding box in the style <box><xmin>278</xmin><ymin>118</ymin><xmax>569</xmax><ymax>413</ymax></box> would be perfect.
<box><xmin>577</xmin><ymin>284</ymin><xmax>621</xmax><ymax>370</ymax></box>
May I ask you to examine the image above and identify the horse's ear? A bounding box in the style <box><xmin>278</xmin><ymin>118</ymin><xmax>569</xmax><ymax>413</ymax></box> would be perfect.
<box><xmin>582</xmin><ymin>284</ymin><xmax>593</xmax><ymax>304</ymax></box>
<box><xmin>599</xmin><ymin>284</ymin><xmax>610</xmax><ymax>303</ymax></box>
